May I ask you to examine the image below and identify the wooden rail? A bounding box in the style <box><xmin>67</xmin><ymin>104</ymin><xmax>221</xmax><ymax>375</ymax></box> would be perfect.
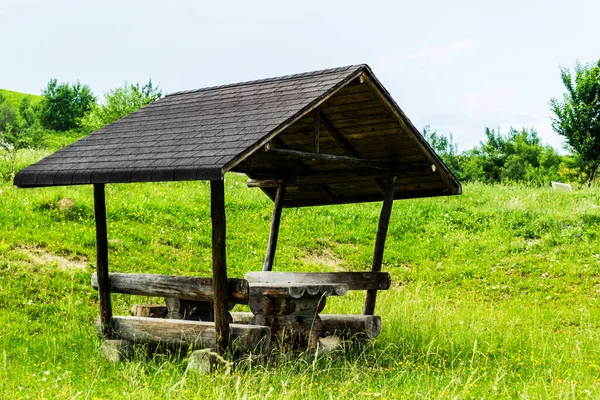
<box><xmin>96</xmin><ymin>316</ymin><xmax>270</xmax><ymax>354</ymax></box>
<box><xmin>91</xmin><ymin>272</ymin><xmax>249</xmax><ymax>304</ymax></box>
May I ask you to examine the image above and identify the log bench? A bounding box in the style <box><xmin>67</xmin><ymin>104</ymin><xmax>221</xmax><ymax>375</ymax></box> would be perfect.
<box><xmin>247</xmin><ymin>282</ymin><xmax>348</xmax><ymax>351</ymax></box>
<box><xmin>91</xmin><ymin>272</ymin><xmax>270</xmax><ymax>355</ymax></box>
<box><xmin>91</xmin><ymin>270</ymin><xmax>391</xmax><ymax>355</ymax></box>
<box><xmin>244</xmin><ymin>271</ymin><xmax>391</xmax><ymax>347</ymax></box>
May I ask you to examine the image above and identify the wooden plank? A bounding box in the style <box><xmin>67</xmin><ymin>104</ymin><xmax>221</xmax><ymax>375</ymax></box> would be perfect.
<box><xmin>245</xmin><ymin>271</ymin><xmax>391</xmax><ymax>291</ymax></box>
<box><xmin>320</xmin><ymin>314</ymin><xmax>382</xmax><ymax>339</ymax></box>
<box><xmin>283</xmin><ymin>188</ymin><xmax>452</xmax><ymax>208</ymax></box>
<box><xmin>313</xmin><ymin>108</ymin><xmax>320</xmax><ymax>153</ymax></box>
<box><xmin>263</xmin><ymin>183</ymin><xmax>286</xmax><ymax>271</ymax></box>
<box><xmin>94</xmin><ymin>184</ymin><xmax>113</xmax><ymax>339</ymax></box>
<box><xmin>96</xmin><ymin>316</ymin><xmax>270</xmax><ymax>354</ymax></box>
<box><xmin>263</xmin><ymin>147</ymin><xmax>391</xmax><ymax>170</ymax></box>
<box><xmin>324</xmin><ymin>106</ymin><xmax>390</xmax><ymax>121</ymax></box>
<box><xmin>91</xmin><ymin>272</ymin><xmax>249</xmax><ymax>304</ymax></box>
<box><xmin>322</xmin><ymin>91</ymin><xmax>377</xmax><ymax>107</ymax></box>
<box><xmin>364</xmin><ymin>176</ymin><xmax>396</xmax><ymax>315</ymax></box>
<box><xmin>210</xmin><ymin>179</ymin><xmax>230</xmax><ymax>353</ymax></box>
<box><xmin>246</xmin><ymin>166</ymin><xmax>436</xmax><ymax>188</ymax></box>
<box><xmin>322</xmin><ymin>99</ymin><xmax>383</xmax><ymax>113</ymax></box>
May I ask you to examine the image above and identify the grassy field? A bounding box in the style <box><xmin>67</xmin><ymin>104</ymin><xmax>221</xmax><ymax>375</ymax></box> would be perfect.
<box><xmin>0</xmin><ymin>88</ymin><xmax>42</xmax><ymax>110</ymax></box>
<box><xmin>1</xmin><ymin>148</ymin><xmax>599</xmax><ymax>399</ymax></box>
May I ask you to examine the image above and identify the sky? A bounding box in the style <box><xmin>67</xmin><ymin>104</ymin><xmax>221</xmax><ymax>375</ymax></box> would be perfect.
<box><xmin>1</xmin><ymin>0</ymin><xmax>599</xmax><ymax>152</ymax></box>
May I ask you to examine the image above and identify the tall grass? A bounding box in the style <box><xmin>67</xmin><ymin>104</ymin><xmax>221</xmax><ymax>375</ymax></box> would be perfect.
<box><xmin>1</xmin><ymin>149</ymin><xmax>599</xmax><ymax>398</ymax></box>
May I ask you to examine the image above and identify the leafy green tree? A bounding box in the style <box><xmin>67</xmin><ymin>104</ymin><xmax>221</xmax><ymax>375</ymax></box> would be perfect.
<box><xmin>19</xmin><ymin>97</ymin><xmax>39</xmax><ymax>129</ymax></box>
<box><xmin>461</xmin><ymin>127</ymin><xmax>561</xmax><ymax>185</ymax></box>
<box><xmin>0</xmin><ymin>97</ymin><xmax>43</xmax><ymax>181</ymax></box>
<box><xmin>83</xmin><ymin>80</ymin><xmax>162</xmax><ymax>131</ymax></box>
<box><xmin>422</xmin><ymin>125</ymin><xmax>463</xmax><ymax>177</ymax></box>
<box><xmin>40</xmin><ymin>79</ymin><xmax>96</xmax><ymax>131</ymax></box>
<box><xmin>550</xmin><ymin>59</ymin><xmax>600</xmax><ymax>186</ymax></box>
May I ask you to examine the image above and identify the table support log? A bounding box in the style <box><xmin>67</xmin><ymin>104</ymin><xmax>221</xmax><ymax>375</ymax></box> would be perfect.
<box><xmin>211</xmin><ymin>179</ymin><xmax>230</xmax><ymax>353</ymax></box>
<box><xmin>94</xmin><ymin>183</ymin><xmax>114</xmax><ymax>338</ymax></box>
<box><xmin>364</xmin><ymin>176</ymin><xmax>396</xmax><ymax>315</ymax></box>
<box><xmin>263</xmin><ymin>183</ymin><xmax>286</xmax><ymax>271</ymax></box>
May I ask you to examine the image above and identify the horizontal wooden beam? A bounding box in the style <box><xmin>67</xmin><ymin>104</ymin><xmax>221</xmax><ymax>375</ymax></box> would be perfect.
<box><xmin>263</xmin><ymin>146</ymin><xmax>390</xmax><ymax>170</ymax></box>
<box><xmin>246</xmin><ymin>166</ymin><xmax>435</xmax><ymax>188</ymax></box>
<box><xmin>91</xmin><ymin>273</ymin><xmax>249</xmax><ymax>304</ymax></box>
<box><xmin>96</xmin><ymin>316</ymin><xmax>270</xmax><ymax>353</ymax></box>
<box><xmin>320</xmin><ymin>314</ymin><xmax>382</xmax><ymax>339</ymax></box>
<box><xmin>244</xmin><ymin>271</ymin><xmax>391</xmax><ymax>291</ymax></box>
<box><xmin>229</xmin><ymin>312</ymin><xmax>382</xmax><ymax>340</ymax></box>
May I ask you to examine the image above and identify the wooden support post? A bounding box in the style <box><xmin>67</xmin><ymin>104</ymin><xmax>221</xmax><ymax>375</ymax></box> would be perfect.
<box><xmin>313</xmin><ymin>108</ymin><xmax>320</xmax><ymax>153</ymax></box>
<box><xmin>364</xmin><ymin>176</ymin><xmax>396</xmax><ymax>315</ymax></box>
<box><xmin>263</xmin><ymin>183</ymin><xmax>286</xmax><ymax>271</ymax></box>
<box><xmin>94</xmin><ymin>184</ymin><xmax>113</xmax><ymax>338</ymax></box>
<box><xmin>211</xmin><ymin>179</ymin><xmax>230</xmax><ymax>353</ymax></box>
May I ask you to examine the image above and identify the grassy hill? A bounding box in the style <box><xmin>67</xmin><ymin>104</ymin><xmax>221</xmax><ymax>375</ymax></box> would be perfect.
<box><xmin>1</xmin><ymin>149</ymin><xmax>599</xmax><ymax>398</ymax></box>
<box><xmin>0</xmin><ymin>88</ymin><xmax>42</xmax><ymax>107</ymax></box>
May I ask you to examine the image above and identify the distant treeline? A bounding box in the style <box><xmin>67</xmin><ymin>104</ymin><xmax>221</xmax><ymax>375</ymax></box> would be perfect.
<box><xmin>422</xmin><ymin>125</ymin><xmax>584</xmax><ymax>187</ymax></box>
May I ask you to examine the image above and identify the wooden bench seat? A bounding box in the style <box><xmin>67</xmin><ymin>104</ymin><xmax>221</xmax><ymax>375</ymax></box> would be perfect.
<box><xmin>96</xmin><ymin>316</ymin><xmax>270</xmax><ymax>353</ymax></box>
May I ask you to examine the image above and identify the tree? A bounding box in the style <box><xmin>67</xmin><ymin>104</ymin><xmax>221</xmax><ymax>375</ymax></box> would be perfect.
<box><xmin>422</xmin><ymin>125</ymin><xmax>462</xmax><ymax>177</ymax></box>
<box><xmin>550</xmin><ymin>59</ymin><xmax>600</xmax><ymax>186</ymax></box>
<box><xmin>0</xmin><ymin>96</ymin><xmax>43</xmax><ymax>181</ymax></box>
<box><xmin>83</xmin><ymin>80</ymin><xmax>162</xmax><ymax>131</ymax></box>
<box><xmin>460</xmin><ymin>127</ymin><xmax>561</xmax><ymax>185</ymax></box>
<box><xmin>40</xmin><ymin>79</ymin><xmax>96</xmax><ymax>131</ymax></box>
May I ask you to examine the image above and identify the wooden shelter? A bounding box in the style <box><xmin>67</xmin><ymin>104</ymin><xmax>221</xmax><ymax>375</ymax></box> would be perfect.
<box><xmin>14</xmin><ymin>64</ymin><xmax>461</xmax><ymax>356</ymax></box>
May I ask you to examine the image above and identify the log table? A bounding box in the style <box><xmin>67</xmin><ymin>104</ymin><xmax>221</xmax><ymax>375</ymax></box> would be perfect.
<box><xmin>248</xmin><ymin>283</ymin><xmax>348</xmax><ymax>352</ymax></box>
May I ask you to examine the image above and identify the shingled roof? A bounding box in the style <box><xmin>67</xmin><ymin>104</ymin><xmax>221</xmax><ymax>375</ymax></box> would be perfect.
<box><xmin>14</xmin><ymin>64</ymin><xmax>461</xmax><ymax>206</ymax></box>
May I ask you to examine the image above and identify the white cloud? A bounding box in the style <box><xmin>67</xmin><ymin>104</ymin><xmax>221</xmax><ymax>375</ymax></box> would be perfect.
<box><xmin>407</xmin><ymin>38</ymin><xmax>475</xmax><ymax>67</ymax></box>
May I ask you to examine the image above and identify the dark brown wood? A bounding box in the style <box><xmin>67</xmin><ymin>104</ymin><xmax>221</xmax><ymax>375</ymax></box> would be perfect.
<box><xmin>245</xmin><ymin>271</ymin><xmax>391</xmax><ymax>291</ymax></box>
<box><xmin>320</xmin><ymin>314</ymin><xmax>381</xmax><ymax>339</ymax></box>
<box><xmin>130</xmin><ymin>304</ymin><xmax>168</xmax><ymax>318</ymax></box>
<box><xmin>270</xmin><ymin>137</ymin><xmax>335</xmax><ymax>203</ymax></box>
<box><xmin>210</xmin><ymin>179</ymin><xmax>230</xmax><ymax>353</ymax></box>
<box><xmin>313</xmin><ymin>108</ymin><xmax>320</xmax><ymax>153</ymax></box>
<box><xmin>263</xmin><ymin>183</ymin><xmax>286</xmax><ymax>271</ymax></box>
<box><xmin>96</xmin><ymin>316</ymin><xmax>270</xmax><ymax>354</ymax></box>
<box><xmin>94</xmin><ymin>184</ymin><xmax>113</xmax><ymax>338</ymax></box>
<box><xmin>91</xmin><ymin>272</ymin><xmax>249</xmax><ymax>304</ymax></box>
<box><xmin>165</xmin><ymin>298</ymin><xmax>233</xmax><ymax>321</ymax></box>
<box><xmin>246</xmin><ymin>165</ymin><xmax>434</xmax><ymax>189</ymax></box>
<box><xmin>263</xmin><ymin>147</ymin><xmax>391</xmax><ymax>170</ymax></box>
<box><xmin>364</xmin><ymin>175</ymin><xmax>396</xmax><ymax>315</ymax></box>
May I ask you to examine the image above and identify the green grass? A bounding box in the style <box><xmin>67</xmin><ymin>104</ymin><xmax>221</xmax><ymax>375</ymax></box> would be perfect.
<box><xmin>1</xmin><ymin>149</ymin><xmax>600</xmax><ymax>399</ymax></box>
